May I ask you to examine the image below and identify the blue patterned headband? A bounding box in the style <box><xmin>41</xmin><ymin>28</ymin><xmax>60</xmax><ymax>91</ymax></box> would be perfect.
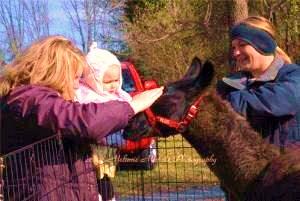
<box><xmin>230</xmin><ymin>24</ymin><xmax>277</xmax><ymax>55</ymax></box>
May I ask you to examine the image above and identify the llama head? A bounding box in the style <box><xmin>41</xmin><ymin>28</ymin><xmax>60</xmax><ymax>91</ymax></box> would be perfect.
<box><xmin>124</xmin><ymin>57</ymin><xmax>214</xmax><ymax>139</ymax></box>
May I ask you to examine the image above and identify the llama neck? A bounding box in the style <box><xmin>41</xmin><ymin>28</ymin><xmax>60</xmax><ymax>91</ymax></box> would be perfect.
<box><xmin>182</xmin><ymin>92</ymin><xmax>280</xmax><ymax>197</ymax></box>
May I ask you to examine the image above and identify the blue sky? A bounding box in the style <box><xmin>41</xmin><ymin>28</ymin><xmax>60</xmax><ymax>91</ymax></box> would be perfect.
<box><xmin>0</xmin><ymin>0</ymin><xmax>122</xmax><ymax>60</ymax></box>
<box><xmin>48</xmin><ymin>1</ymin><xmax>73</xmax><ymax>38</ymax></box>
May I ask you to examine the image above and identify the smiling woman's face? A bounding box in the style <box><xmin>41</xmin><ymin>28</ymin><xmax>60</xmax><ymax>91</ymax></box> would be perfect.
<box><xmin>231</xmin><ymin>38</ymin><xmax>266</xmax><ymax>74</ymax></box>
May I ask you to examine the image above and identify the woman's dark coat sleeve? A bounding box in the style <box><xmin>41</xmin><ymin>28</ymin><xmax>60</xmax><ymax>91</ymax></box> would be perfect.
<box><xmin>6</xmin><ymin>85</ymin><xmax>135</xmax><ymax>143</ymax></box>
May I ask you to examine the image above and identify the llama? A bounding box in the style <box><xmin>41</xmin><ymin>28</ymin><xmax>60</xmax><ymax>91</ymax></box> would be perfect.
<box><xmin>124</xmin><ymin>57</ymin><xmax>300</xmax><ymax>201</ymax></box>
<box><xmin>185</xmin><ymin>92</ymin><xmax>300</xmax><ymax>200</ymax></box>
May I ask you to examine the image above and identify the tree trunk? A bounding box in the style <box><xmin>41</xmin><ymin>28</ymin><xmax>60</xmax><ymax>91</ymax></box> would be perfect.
<box><xmin>227</xmin><ymin>0</ymin><xmax>248</xmax><ymax>72</ymax></box>
<box><xmin>230</xmin><ymin>0</ymin><xmax>248</xmax><ymax>26</ymax></box>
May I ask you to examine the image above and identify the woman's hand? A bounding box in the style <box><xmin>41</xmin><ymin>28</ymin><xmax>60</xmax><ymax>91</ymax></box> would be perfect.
<box><xmin>129</xmin><ymin>87</ymin><xmax>164</xmax><ymax>114</ymax></box>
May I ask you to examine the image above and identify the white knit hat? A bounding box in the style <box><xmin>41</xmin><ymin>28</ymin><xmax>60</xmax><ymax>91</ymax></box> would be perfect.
<box><xmin>86</xmin><ymin>42</ymin><xmax>121</xmax><ymax>92</ymax></box>
<box><xmin>84</xmin><ymin>42</ymin><xmax>131</xmax><ymax>101</ymax></box>
<box><xmin>87</xmin><ymin>42</ymin><xmax>121</xmax><ymax>73</ymax></box>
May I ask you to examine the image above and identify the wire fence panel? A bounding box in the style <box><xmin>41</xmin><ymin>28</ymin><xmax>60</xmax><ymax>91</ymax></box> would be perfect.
<box><xmin>1</xmin><ymin>135</ymin><xmax>68</xmax><ymax>201</ymax></box>
<box><xmin>1</xmin><ymin>135</ymin><xmax>225</xmax><ymax>201</ymax></box>
<box><xmin>115</xmin><ymin>135</ymin><xmax>225</xmax><ymax>201</ymax></box>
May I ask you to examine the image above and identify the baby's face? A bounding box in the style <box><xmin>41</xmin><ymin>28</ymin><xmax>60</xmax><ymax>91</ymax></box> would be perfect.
<box><xmin>102</xmin><ymin>65</ymin><xmax>120</xmax><ymax>94</ymax></box>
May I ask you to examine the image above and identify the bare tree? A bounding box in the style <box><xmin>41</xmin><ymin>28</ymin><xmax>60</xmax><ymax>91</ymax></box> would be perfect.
<box><xmin>0</xmin><ymin>0</ymin><xmax>25</xmax><ymax>58</ymax></box>
<box><xmin>0</xmin><ymin>0</ymin><xmax>49</xmax><ymax>60</ymax></box>
<box><xmin>62</xmin><ymin>0</ymin><xmax>126</xmax><ymax>53</ymax></box>
<box><xmin>23</xmin><ymin>0</ymin><xmax>50</xmax><ymax>40</ymax></box>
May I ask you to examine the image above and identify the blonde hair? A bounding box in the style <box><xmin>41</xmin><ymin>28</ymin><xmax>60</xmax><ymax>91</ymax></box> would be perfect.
<box><xmin>0</xmin><ymin>35</ymin><xmax>86</xmax><ymax>100</ymax></box>
<box><xmin>236</xmin><ymin>16</ymin><xmax>292</xmax><ymax>64</ymax></box>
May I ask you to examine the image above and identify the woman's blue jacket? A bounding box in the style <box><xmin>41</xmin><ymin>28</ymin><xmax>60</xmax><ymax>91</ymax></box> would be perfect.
<box><xmin>219</xmin><ymin>57</ymin><xmax>300</xmax><ymax>149</ymax></box>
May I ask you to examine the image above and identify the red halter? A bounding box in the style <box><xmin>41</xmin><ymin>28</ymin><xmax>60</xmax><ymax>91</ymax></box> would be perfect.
<box><xmin>144</xmin><ymin>95</ymin><xmax>204</xmax><ymax>134</ymax></box>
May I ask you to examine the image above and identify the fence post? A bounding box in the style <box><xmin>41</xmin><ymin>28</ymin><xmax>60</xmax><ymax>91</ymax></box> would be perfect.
<box><xmin>140</xmin><ymin>169</ymin><xmax>145</xmax><ymax>201</ymax></box>
<box><xmin>0</xmin><ymin>157</ymin><xmax>4</xmax><ymax>201</ymax></box>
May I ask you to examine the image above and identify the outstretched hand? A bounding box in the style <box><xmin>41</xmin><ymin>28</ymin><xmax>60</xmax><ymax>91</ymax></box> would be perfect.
<box><xmin>129</xmin><ymin>87</ymin><xmax>164</xmax><ymax>114</ymax></box>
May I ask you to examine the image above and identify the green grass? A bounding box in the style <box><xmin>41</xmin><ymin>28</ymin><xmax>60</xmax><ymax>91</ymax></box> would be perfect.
<box><xmin>113</xmin><ymin>135</ymin><xmax>219</xmax><ymax>196</ymax></box>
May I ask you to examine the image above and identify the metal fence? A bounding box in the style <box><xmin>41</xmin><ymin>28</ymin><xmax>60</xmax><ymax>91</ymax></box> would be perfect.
<box><xmin>1</xmin><ymin>135</ymin><xmax>67</xmax><ymax>201</ymax></box>
<box><xmin>0</xmin><ymin>134</ymin><xmax>225</xmax><ymax>201</ymax></box>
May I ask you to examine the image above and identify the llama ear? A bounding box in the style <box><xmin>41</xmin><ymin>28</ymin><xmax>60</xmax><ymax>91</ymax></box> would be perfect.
<box><xmin>182</xmin><ymin>57</ymin><xmax>202</xmax><ymax>79</ymax></box>
<box><xmin>195</xmin><ymin>60</ymin><xmax>215</xmax><ymax>88</ymax></box>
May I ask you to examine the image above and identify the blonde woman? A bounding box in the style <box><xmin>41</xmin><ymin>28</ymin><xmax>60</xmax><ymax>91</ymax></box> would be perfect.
<box><xmin>217</xmin><ymin>16</ymin><xmax>300</xmax><ymax>201</ymax></box>
<box><xmin>0</xmin><ymin>35</ymin><xmax>163</xmax><ymax>201</ymax></box>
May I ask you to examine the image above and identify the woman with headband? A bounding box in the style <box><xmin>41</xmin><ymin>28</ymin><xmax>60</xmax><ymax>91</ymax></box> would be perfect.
<box><xmin>217</xmin><ymin>16</ymin><xmax>300</xmax><ymax>201</ymax></box>
<box><xmin>219</xmin><ymin>16</ymin><xmax>300</xmax><ymax>148</ymax></box>
<box><xmin>217</xmin><ymin>15</ymin><xmax>300</xmax><ymax>200</ymax></box>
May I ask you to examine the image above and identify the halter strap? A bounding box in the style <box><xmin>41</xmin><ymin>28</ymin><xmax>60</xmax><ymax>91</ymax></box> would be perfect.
<box><xmin>145</xmin><ymin>95</ymin><xmax>204</xmax><ymax>134</ymax></box>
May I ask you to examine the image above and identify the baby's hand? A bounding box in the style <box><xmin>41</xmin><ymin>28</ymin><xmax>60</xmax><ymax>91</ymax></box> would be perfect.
<box><xmin>129</xmin><ymin>87</ymin><xmax>164</xmax><ymax>114</ymax></box>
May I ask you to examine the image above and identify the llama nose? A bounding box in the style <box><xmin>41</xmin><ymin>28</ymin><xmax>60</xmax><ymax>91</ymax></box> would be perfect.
<box><xmin>163</xmin><ymin>86</ymin><xmax>175</xmax><ymax>94</ymax></box>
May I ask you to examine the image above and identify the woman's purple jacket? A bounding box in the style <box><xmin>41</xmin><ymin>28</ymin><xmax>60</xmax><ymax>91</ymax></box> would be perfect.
<box><xmin>0</xmin><ymin>85</ymin><xmax>134</xmax><ymax>201</ymax></box>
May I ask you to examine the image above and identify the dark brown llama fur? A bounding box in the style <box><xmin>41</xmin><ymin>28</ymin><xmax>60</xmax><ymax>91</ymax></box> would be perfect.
<box><xmin>183</xmin><ymin>91</ymin><xmax>300</xmax><ymax>200</ymax></box>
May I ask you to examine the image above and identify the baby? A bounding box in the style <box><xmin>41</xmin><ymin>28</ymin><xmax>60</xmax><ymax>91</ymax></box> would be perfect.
<box><xmin>75</xmin><ymin>42</ymin><xmax>130</xmax><ymax>201</ymax></box>
<box><xmin>76</xmin><ymin>42</ymin><xmax>130</xmax><ymax>146</ymax></box>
